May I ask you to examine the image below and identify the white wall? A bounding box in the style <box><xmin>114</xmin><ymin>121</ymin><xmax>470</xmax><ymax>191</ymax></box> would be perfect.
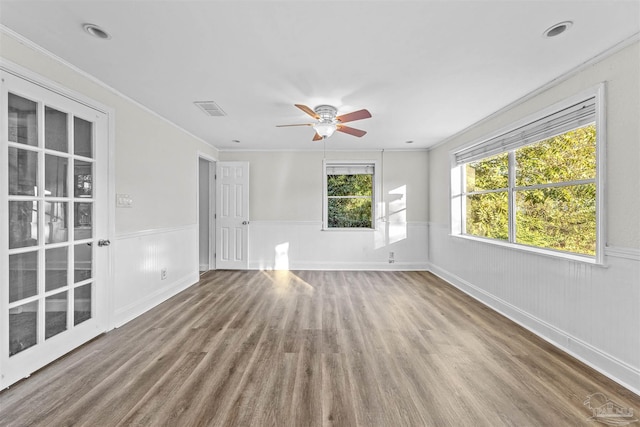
<box><xmin>219</xmin><ymin>150</ymin><xmax>429</xmax><ymax>270</ymax></box>
<box><xmin>427</xmin><ymin>42</ymin><xmax>640</xmax><ymax>393</ymax></box>
<box><xmin>1</xmin><ymin>30</ymin><xmax>218</xmax><ymax>330</ymax></box>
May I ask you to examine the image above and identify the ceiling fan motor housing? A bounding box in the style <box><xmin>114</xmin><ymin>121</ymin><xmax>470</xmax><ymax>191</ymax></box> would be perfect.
<box><xmin>314</xmin><ymin>105</ymin><xmax>338</xmax><ymax>123</ymax></box>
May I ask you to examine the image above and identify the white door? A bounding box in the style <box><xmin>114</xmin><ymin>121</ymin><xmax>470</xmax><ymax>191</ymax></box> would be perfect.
<box><xmin>215</xmin><ymin>162</ymin><xmax>249</xmax><ymax>269</ymax></box>
<box><xmin>0</xmin><ymin>70</ymin><xmax>110</xmax><ymax>388</ymax></box>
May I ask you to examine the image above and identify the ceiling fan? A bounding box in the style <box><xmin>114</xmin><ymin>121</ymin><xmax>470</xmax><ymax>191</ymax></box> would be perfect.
<box><xmin>277</xmin><ymin>104</ymin><xmax>372</xmax><ymax>141</ymax></box>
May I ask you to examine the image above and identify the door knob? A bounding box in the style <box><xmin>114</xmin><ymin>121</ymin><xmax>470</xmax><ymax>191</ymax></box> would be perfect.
<box><xmin>98</xmin><ymin>239</ymin><xmax>111</xmax><ymax>247</ymax></box>
<box><xmin>242</xmin><ymin>221</ymin><xmax>249</xmax><ymax>225</ymax></box>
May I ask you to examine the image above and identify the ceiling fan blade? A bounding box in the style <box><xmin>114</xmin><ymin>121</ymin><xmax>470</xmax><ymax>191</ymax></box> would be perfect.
<box><xmin>295</xmin><ymin>104</ymin><xmax>319</xmax><ymax>119</ymax></box>
<box><xmin>337</xmin><ymin>124</ymin><xmax>367</xmax><ymax>137</ymax></box>
<box><xmin>336</xmin><ymin>109</ymin><xmax>371</xmax><ymax>123</ymax></box>
<box><xmin>312</xmin><ymin>133</ymin><xmax>323</xmax><ymax>141</ymax></box>
<box><xmin>276</xmin><ymin>123</ymin><xmax>313</xmax><ymax>127</ymax></box>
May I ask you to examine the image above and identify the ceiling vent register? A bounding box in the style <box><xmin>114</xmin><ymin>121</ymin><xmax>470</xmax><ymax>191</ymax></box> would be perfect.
<box><xmin>194</xmin><ymin>101</ymin><xmax>227</xmax><ymax>117</ymax></box>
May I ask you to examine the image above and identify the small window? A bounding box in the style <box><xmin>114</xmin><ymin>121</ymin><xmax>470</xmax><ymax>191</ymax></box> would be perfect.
<box><xmin>451</xmin><ymin>89</ymin><xmax>604</xmax><ymax>263</ymax></box>
<box><xmin>323</xmin><ymin>161</ymin><xmax>376</xmax><ymax>229</ymax></box>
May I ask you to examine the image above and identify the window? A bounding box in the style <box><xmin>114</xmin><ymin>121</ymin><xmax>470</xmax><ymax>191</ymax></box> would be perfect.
<box><xmin>323</xmin><ymin>161</ymin><xmax>376</xmax><ymax>229</ymax></box>
<box><xmin>451</xmin><ymin>89</ymin><xmax>604</xmax><ymax>262</ymax></box>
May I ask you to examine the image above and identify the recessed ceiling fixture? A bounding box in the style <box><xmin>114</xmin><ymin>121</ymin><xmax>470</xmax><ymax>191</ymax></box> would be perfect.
<box><xmin>83</xmin><ymin>23</ymin><xmax>111</xmax><ymax>40</ymax></box>
<box><xmin>543</xmin><ymin>21</ymin><xmax>573</xmax><ymax>38</ymax></box>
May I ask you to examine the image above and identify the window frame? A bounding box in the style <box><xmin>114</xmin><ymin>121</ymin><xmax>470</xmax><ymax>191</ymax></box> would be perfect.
<box><xmin>322</xmin><ymin>159</ymin><xmax>379</xmax><ymax>231</ymax></box>
<box><xmin>450</xmin><ymin>85</ymin><xmax>606</xmax><ymax>264</ymax></box>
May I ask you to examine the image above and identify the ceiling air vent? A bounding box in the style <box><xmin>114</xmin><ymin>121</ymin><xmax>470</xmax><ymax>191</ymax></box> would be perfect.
<box><xmin>194</xmin><ymin>101</ymin><xmax>227</xmax><ymax>117</ymax></box>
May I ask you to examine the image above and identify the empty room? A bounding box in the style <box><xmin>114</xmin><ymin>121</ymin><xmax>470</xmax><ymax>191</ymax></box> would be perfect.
<box><xmin>1</xmin><ymin>1</ymin><xmax>639</xmax><ymax>425</ymax></box>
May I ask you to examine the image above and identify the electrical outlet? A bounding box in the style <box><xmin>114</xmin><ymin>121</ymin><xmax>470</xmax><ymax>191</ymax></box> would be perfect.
<box><xmin>161</xmin><ymin>268</ymin><xmax>167</xmax><ymax>280</ymax></box>
<box><xmin>389</xmin><ymin>252</ymin><xmax>395</xmax><ymax>264</ymax></box>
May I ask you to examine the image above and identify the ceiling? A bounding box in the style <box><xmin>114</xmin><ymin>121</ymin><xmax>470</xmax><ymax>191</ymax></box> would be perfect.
<box><xmin>1</xmin><ymin>1</ymin><xmax>638</xmax><ymax>151</ymax></box>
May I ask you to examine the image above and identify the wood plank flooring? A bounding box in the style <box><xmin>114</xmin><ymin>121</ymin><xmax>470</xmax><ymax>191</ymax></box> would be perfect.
<box><xmin>1</xmin><ymin>270</ymin><xmax>638</xmax><ymax>426</ymax></box>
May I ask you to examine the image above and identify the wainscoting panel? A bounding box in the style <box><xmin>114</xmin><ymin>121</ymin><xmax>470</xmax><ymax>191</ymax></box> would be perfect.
<box><xmin>427</xmin><ymin>222</ymin><xmax>640</xmax><ymax>394</ymax></box>
<box><xmin>248</xmin><ymin>221</ymin><xmax>429</xmax><ymax>271</ymax></box>
<box><xmin>112</xmin><ymin>225</ymin><xmax>199</xmax><ymax>327</ymax></box>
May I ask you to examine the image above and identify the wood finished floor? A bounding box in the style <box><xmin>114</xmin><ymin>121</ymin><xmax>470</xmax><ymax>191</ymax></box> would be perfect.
<box><xmin>1</xmin><ymin>270</ymin><xmax>638</xmax><ymax>426</ymax></box>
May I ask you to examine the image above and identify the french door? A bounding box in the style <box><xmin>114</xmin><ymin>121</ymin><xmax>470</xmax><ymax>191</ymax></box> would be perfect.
<box><xmin>1</xmin><ymin>69</ymin><xmax>110</xmax><ymax>388</ymax></box>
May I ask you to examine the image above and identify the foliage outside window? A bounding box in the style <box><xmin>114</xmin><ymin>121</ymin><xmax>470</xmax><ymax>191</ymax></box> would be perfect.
<box><xmin>324</xmin><ymin>162</ymin><xmax>375</xmax><ymax>229</ymax></box>
<box><xmin>452</xmin><ymin>93</ymin><xmax>602</xmax><ymax>261</ymax></box>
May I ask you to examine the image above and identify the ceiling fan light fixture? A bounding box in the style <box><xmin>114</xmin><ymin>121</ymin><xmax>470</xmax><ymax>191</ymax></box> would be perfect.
<box><xmin>313</xmin><ymin>122</ymin><xmax>337</xmax><ymax>138</ymax></box>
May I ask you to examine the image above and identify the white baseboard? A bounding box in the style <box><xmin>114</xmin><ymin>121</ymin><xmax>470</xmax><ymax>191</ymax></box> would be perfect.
<box><xmin>427</xmin><ymin>262</ymin><xmax>640</xmax><ymax>396</ymax></box>
<box><xmin>249</xmin><ymin>260</ymin><xmax>429</xmax><ymax>271</ymax></box>
<box><xmin>112</xmin><ymin>271</ymin><xmax>198</xmax><ymax>328</ymax></box>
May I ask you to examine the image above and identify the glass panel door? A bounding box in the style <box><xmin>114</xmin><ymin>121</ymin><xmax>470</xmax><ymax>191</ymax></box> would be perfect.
<box><xmin>1</xmin><ymin>69</ymin><xmax>108</xmax><ymax>388</ymax></box>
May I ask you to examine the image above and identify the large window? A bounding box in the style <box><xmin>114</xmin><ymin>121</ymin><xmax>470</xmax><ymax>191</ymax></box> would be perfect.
<box><xmin>451</xmin><ymin>90</ymin><xmax>604</xmax><ymax>262</ymax></box>
<box><xmin>323</xmin><ymin>161</ymin><xmax>376</xmax><ymax>229</ymax></box>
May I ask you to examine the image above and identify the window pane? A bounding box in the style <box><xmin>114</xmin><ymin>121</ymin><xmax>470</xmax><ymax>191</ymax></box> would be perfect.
<box><xmin>46</xmin><ymin>291</ymin><xmax>68</xmax><ymax>339</ymax></box>
<box><xmin>516</xmin><ymin>184</ymin><xmax>596</xmax><ymax>256</ymax></box>
<box><xmin>45</xmin><ymin>154</ymin><xmax>68</xmax><ymax>197</ymax></box>
<box><xmin>327</xmin><ymin>174</ymin><xmax>372</xmax><ymax>197</ymax></box>
<box><xmin>46</xmin><ymin>246</ymin><xmax>68</xmax><ymax>292</ymax></box>
<box><xmin>74</xmin><ymin>243</ymin><xmax>92</xmax><ymax>283</ymax></box>
<box><xmin>9</xmin><ymin>300</ymin><xmax>38</xmax><ymax>356</ymax></box>
<box><xmin>8</xmin><ymin>147</ymin><xmax>38</xmax><ymax>196</ymax></box>
<box><xmin>45</xmin><ymin>201</ymin><xmax>68</xmax><ymax>244</ymax></box>
<box><xmin>74</xmin><ymin>117</ymin><xmax>93</xmax><ymax>158</ymax></box>
<box><xmin>328</xmin><ymin>197</ymin><xmax>372</xmax><ymax>228</ymax></box>
<box><xmin>8</xmin><ymin>93</ymin><xmax>38</xmax><ymax>147</ymax></box>
<box><xmin>516</xmin><ymin>125</ymin><xmax>596</xmax><ymax>187</ymax></box>
<box><xmin>74</xmin><ymin>202</ymin><xmax>93</xmax><ymax>240</ymax></box>
<box><xmin>9</xmin><ymin>251</ymin><xmax>38</xmax><ymax>303</ymax></box>
<box><xmin>466</xmin><ymin>152</ymin><xmax>508</xmax><ymax>192</ymax></box>
<box><xmin>9</xmin><ymin>200</ymin><xmax>38</xmax><ymax>249</ymax></box>
<box><xmin>74</xmin><ymin>283</ymin><xmax>92</xmax><ymax>325</ymax></box>
<box><xmin>45</xmin><ymin>106</ymin><xmax>68</xmax><ymax>152</ymax></box>
<box><xmin>465</xmin><ymin>191</ymin><xmax>508</xmax><ymax>240</ymax></box>
<box><xmin>74</xmin><ymin>160</ymin><xmax>93</xmax><ymax>198</ymax></box>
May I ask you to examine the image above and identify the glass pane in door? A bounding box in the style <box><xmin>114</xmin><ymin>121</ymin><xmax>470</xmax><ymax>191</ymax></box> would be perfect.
<box><xmin>74</xmin><ymin>243</ymin><xmax>92</xmax><ymax>283</ymax></box>
<box><xmin>45</xmin><ymin>246</ymin><xmax>67</xmax><ymax>292</ymax></box>
<box><xmin>8</xmin><ymin>93</ymin><xmax>38</xmax><ymax>146</ymax></box>
<box><xmin>45</xmin><ymin>291</ymin><xmax>68</xmax><ymax>339</ymax></box>
<box><xmin>45</xmin><ymin>107</ymin><xmax>68</xmax><ymax>152</ymax></box>
<box><xmin>74</xmin><ymin>202</ymin><xmax>93</xmax><ymax>240</ymax></box>
<box><xmin>45</xmin><ymin>155</ymin><xmax>68</xmax><ymax>197</ymax></box>
<box><xmin>74</xmin><ymin>160</ymin><xmax>92</xmax><ymax>198</ymax></box>
<box><xmin>8</xmin><ymin>147</ymin><xmax>38</xmax><ymax>196</ymax></box>
<box><xmin>9</xmin><ymin>251</ymin><xmax>38</xmax><ymax>303</ymax></box>
<box><xmin>9</xmin><ymin>300</ymin><xmax>38</xmax><ymax>356</ymax></box>
<box><xmin>74</xmin><ymin>117</ymin><xmax>93</xmax><ymax>158</ymax></box>
<box><xmin>8</xmin><ymin>200</ymin><xmax>38</xmax><ymax>249</ymax></box>
<box><xmin>74</xmin><ymin>284</ymin><xmax>92</xmax><ymax>326</ymax></box>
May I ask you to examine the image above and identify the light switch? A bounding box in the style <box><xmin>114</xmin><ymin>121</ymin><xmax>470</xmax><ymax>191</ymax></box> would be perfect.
<box><xmin>116</xmin><ymin>193</ymin><xmax>133</xmax><ymax>208</ymax></box>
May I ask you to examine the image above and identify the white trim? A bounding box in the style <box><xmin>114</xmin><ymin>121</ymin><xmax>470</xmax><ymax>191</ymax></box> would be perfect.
<box><xmin>427</xmin><ymin>263</ymin><xmax>640</xmax><ymax>396</ymax></box>
<box><xmin>250</xmin><ymin>261</ymin><xmax>429</xmax><ymax>271</ymax></box>
<box><xmin>219</xmin><ymin>147</ymin><xmax>430</xmax><ymax>153</ymax></box>
<box><xmin>429</xmin><ymin>32</ymin><xmax>639</xmax><ymax>152</ymax></box>
<box><xmin>115</xmin><ymin>224</ymin><xmax>197</xmax><ymax>240</ymax></box>
<box><xmin>605</xmin><ymin>246</ymin><xmax>640</xmax><ymax>261</ymax></box>
<box><xmin>112</xmin><ymin>271</ymin><xmax>198</xmax><ymax>328</ymax></box>
<box><xmin>0</xmin><ymin>26</ymin><xmax>216</xmax><ymax>150</ymax></box>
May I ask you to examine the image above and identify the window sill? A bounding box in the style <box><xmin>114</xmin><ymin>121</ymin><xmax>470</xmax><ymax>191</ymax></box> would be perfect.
<box><xmin>450</xmin><ymin>233</ymin><xmax>607</xmax><ymax>267</ymax></box>
<box><xmin>322</xmin><ymin>227</ymin><xmax>376</xmax><ymax>232</ymax></box>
